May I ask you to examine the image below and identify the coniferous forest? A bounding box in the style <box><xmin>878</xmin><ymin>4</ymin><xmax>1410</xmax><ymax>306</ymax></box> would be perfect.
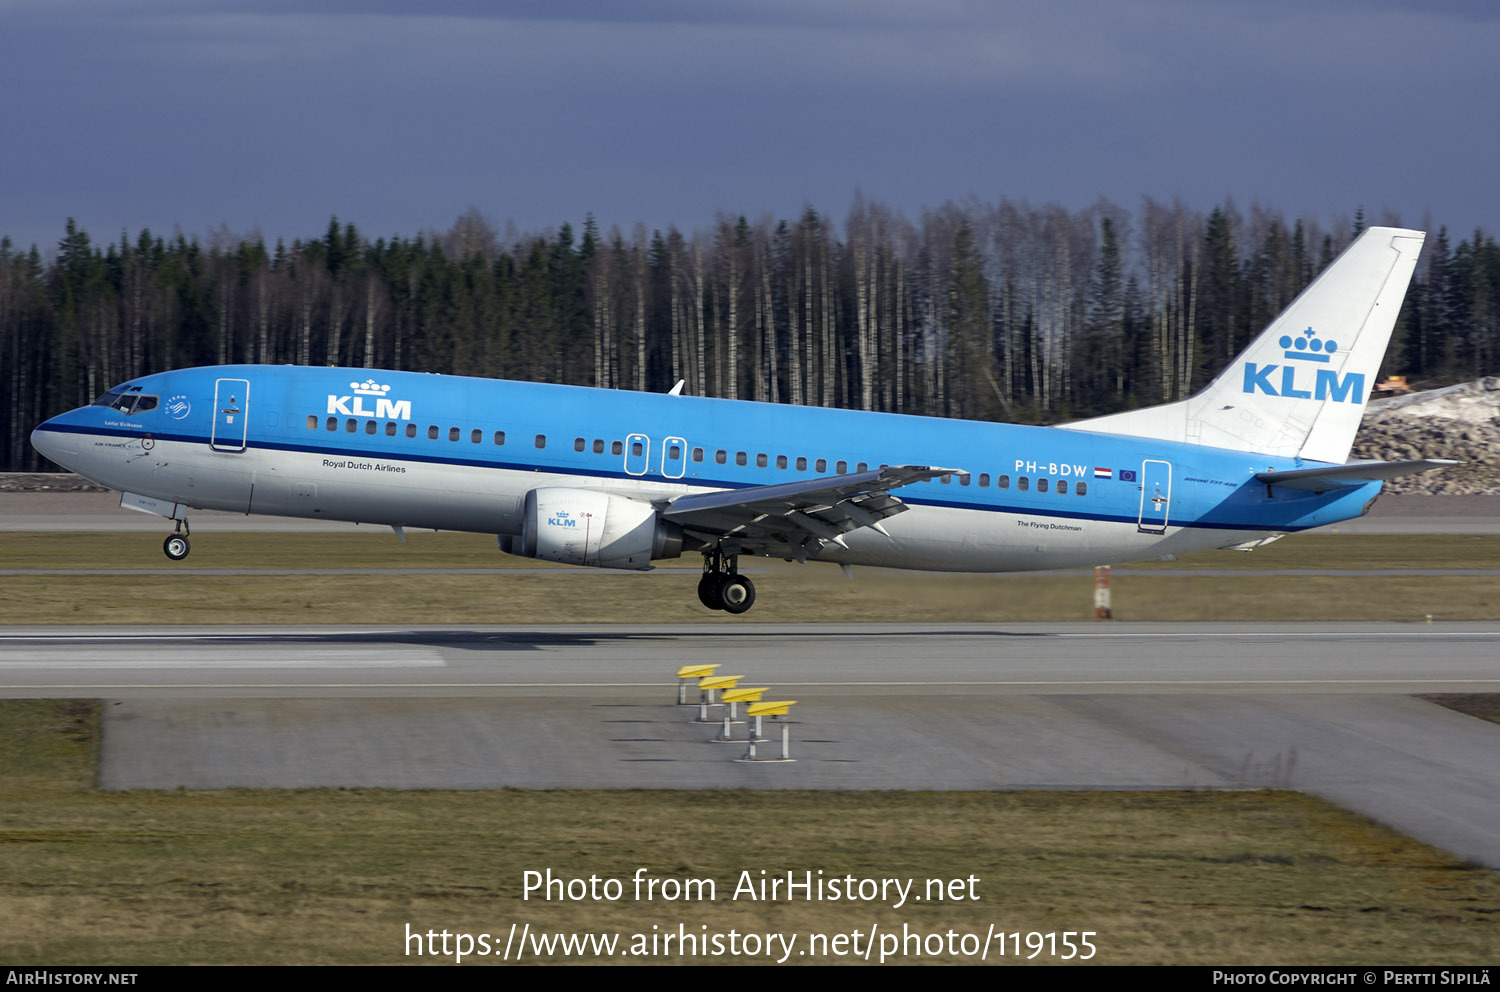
<box><xmin>3</xmin><ymin>197</ymin><xmax>1497</xmax><ymax>472</ymax></box>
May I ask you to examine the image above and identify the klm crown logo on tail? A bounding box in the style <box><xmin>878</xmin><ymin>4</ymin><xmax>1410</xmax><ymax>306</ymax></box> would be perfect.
<box><xmin>1242</xmin><ymin>327</ymin><xmax>1365</xmax><ymax>404</ymax></box>
<box><xmin>1060</xmin><ymin>227</ymin><xmax>1425</xmax><ymax>463</ymax></box>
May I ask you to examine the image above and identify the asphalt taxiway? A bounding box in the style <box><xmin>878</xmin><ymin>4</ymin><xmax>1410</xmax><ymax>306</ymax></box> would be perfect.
<box><xmin>3</xmin><ymin>622</ymin><xmax>1499</xmax><ymax>869</ymax></box>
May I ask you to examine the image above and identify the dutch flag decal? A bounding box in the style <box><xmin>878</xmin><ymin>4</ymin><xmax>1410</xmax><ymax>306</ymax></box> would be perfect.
<box><xmin>1093</xmin><ymin>467</ymin><xmax>1112</xmax><ymax>479</ymax></box>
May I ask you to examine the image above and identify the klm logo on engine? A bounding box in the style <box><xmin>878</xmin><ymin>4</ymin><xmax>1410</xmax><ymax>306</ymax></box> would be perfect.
<box><xmin>327</xmin><ymin>379</ymin><xmax>412</xmax><ymax>420</ymax></box>
<box><xmin>547</xmin><ymin>510</ymin><xmax>577</xmax><ymax>528</ymax></box>
<box><xmin>1241</xmin><ymin>328</ymin><xmax>1364</xmax><ymax>404</ymax></box>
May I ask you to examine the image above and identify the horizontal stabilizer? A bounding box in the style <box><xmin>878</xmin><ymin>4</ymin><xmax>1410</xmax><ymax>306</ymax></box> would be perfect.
<box><xmin>1255</xmin><ymin>458</ymin><xmax>1457</xmax><ymax>492</ymax></box>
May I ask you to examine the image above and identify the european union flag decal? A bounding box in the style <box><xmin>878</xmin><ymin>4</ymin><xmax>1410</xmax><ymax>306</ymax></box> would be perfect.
<box><xmin>1119</xmin><ymin>469</ymin><xmax>1137</xmax><ymax>482</ymax></box>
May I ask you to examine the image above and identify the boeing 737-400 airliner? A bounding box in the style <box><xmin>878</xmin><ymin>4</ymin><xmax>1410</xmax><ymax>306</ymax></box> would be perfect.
<box><xmin>31</xmin><ymin>226</ymin><xmax>1453</xmax><ymax>613</ymax></box>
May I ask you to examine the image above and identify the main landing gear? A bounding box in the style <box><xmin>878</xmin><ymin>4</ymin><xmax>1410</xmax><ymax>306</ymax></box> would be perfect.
<box><xmin>162</xmin><ymin>518</ymin><xmax>190</xmax><ymax>560</ymax></box>
<box><xmin>698</xmin><ymin>550</ymin><xmax>755</xmax><ymax>614</ymax></box>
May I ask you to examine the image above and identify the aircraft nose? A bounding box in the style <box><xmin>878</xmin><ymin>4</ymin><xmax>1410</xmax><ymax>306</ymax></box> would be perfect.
<box><xmin>30</xmin><ymin>421</ymin><xmax>78</xmax><ymax>469</ymax></box>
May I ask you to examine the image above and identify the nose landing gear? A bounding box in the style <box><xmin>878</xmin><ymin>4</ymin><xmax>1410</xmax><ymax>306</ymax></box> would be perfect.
<box><xmin>698</xmin><ymin>550</ymin><xmax>756</xmax><ymax>614</ymax></box>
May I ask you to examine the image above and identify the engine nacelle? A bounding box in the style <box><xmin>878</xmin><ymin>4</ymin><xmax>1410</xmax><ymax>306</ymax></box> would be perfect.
<box><xmin>501</xmin><ymin>488</ymin><xmax>684</xmax><ymax>570</ymax></box>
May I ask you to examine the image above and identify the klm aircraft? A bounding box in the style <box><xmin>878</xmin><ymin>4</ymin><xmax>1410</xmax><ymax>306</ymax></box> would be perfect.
<box><xmin>31</xmin><ymin>226</ymin><xmax>1452</xmax><ymax>614</ymax></box>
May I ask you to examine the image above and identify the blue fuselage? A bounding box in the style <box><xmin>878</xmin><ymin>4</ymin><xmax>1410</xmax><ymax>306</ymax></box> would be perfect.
<box><xmin>32</xmin><ymin>365</ymin><xmax>1379</xmax><ymax>572</ymax></box>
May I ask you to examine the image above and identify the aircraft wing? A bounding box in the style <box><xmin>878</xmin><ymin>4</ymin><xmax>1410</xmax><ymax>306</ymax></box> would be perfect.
<box><xmin>661</xmin><ymin>464</ymin><xmax>957</xmax><ymax>559</ymax></box>
<box><xmin>1255</xmin><ymin>458</ymin><xmax>1458</xmax><ymax>492</ymax></box>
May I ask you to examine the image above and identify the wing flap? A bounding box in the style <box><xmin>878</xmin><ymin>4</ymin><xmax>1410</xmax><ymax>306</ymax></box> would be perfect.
<box><xmin>663</xmin><ymin>464</ymin><xmax>956</xmax><ymax>556</ymax></box>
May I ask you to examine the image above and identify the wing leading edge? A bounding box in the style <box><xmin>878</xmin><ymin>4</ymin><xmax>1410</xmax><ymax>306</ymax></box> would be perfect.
<box><xmin>662</xmin><ymin>464</ymin><xmax>958</xmax><ymax>561</ymax></box>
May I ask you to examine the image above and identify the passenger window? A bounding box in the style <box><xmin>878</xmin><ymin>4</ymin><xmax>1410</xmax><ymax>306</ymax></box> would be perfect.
<box><xmin>449</xmin><ymin>427</ymin><xmax>460</xmax><ymax>441</ymax></box>
<box><xmin>632</xmin><ymin>441</ymin><xmax>643</xmax><ymax>456</ymax></box>
<box><xmin>692</xmin><ymin>447</ymin><xmax>704</xmax><ymax>462</ymax></box>
<box><xmin>428</xmin><ymin>425</ymin><xmax>439</xmax><ymax>440</ymax></box>
<box><xmin>857</xmin><ymin>462</ymin><xmax>868</xmax><ymax>473</ymax></box>
<box><xmin>612</xmin><ymin>440</ymin><xmax>623</xmax><ymax>455</ymax></box>
<box><xmin>574</xmin><ymin>437</ymin><xmax>586</xmax><ymax>452</ymax></box>
<box><xmin>535</xmin><ymin>434</ymin><xmax>547</xmax><ymax>449</ymax></box>
<box><xmin>594</xmin><ymin>439</ymin><xmax>605</xmax><ymax>454</ymax></box>
<box><xmin>406</xmin><ymin>424</ymin><xmax>417</xmax><ymax>438</ymax></box>
<box><xmin>979</xmin><ymin>473</ymin><xmax>990</xmax><ymax>487</ymax></box>
<box><xmin>366</xmin><ymin>420</ymin><xmax>377</xmax><ymax>435</ymax></box>
<box><xmin>346</xmin><ymin>419</ymin><xmax>357</xmax><ymax>433</ymax></box>
<box><xmin>959</xmin><ymin>473</ymin><xmax>970</xmax><ymax>486</ymax></box>
<box><xmin>796</xmin><ymin>457</ymin><xmax>807</xmax><ymax>471</ymax></box>
<box><xmin>836</xmin><ymin>460</ymin><xmax>847</xmax><ymax>474</ymax></box>
<box><xmin>669</xmin><ymin>444</ymin><xmax>681</xmax><ymax>459</ymax></box>
<box><xmin>327</xmin><ymin>417</ymin><xmax>337</xmax><ymax>431</ymax></box>
<box><xmin>1038</xmin><ymin>478</ymin><xmax>1049</xmax><ymax>493</ymax></box>
<box><xmin>385</xmin><ymin>422</ymin><xmax>397</xmax><ymax>436</ymax></box>
<box><xmin>1058</xmin><ymin>480</ymin><xmax>1068</xmax><ymax>494</ymax></box>
<box><xmin>998</xmin><ymin>475</ymin><xmax>1010</xmax><ymax>490</ymax></box>
<box><xmin>307</xmin><ymin>415</ymin><xmax>318</xmax><ymax>430</ymax></box>
<box><xmin>1077</xmin><ymin>481</ymin><xmax>1087</xmax><ymax>496</ymax></box>
<box><xmin>736</xmin><ymin>452</ymin><xmax>747</xmax><ymax>466</ymax></box>
<box><xmin>756</xmin><ymin>453</ymin><xmax>767</xmax><ymax>468</ymax></box>
<box><xmin>1018</xmin><ymin>477</ymin><xmax>1029</xmax><ymax>492</ymax></box>
<box><xmin>494</xmin><ymin>431</ymin><xmax>506</xmax><ymax>445</ymax></box>
<box><xmin>816</xmin><ymin>458</ymin><xmax>827</xmax><ymax>473</ymax></box>
<box><xmin>776</xmin><ymin>455</ymin><xmax>787</xmax><ymax>469</ymax></box>
<box><xmin>940</xmin><ymin>474</ymin><xmax>951</xmax><ymax>485</ymax></box>
<box><xmin>715</xmin><ymin>450</ymin><xmax>727</xmax><ymax>464</ymax></box>
<box><xmin>471</xmin><ymin>429</ymin><xmax>482</xmax><ymax>444</ymax></box>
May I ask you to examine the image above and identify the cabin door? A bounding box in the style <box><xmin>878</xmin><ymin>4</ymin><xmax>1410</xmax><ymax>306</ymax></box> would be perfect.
<box><xmin>624</xmin><ymin>433</ymin><xmax>650</xmax><ymax>476</ymax></box>
<box><xmin>660</xmin><ymin>436</ymin><xmax>686</xmax><ymax>479</ymax></box>
<box><xmin>1136</xmin><ymin>459</ymin><xmax>1172</xmax><ymax>534</ymax></box>
<box><xmin>210</xmin><ymin>378</ymin><xmax>250</xmax><ymax>453</ymax></box>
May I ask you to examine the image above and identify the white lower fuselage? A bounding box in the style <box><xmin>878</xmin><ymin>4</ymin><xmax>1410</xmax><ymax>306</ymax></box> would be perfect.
<box><xmin>59</xmin><ymin>430</ymin><xmax>1347</xmax><ymax>573</ymax></box>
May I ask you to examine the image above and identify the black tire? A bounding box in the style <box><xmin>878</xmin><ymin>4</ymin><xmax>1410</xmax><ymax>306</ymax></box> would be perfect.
<box><xmin>163</xmin><ymin>535</ymin><xmax>190</xmax><ymax>560</ymax></box>
<box><xmin>697</xmin><ymin>573</ymin><xmax>725</xmax><ymax>610</ymax></box>
<box><xmin>719</xmin><ymin>575</ymin><xmax>756</xmax><ymax>614</ymax></box>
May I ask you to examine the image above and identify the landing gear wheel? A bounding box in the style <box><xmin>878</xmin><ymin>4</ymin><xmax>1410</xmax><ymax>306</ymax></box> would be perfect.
<box><xmin>718</xmin><ymin>575</ymin><xmax>756</xmax><ymax>615</ymax></box>
<box><xmin>163</xmin><ymin>535</ymin><xmax>190</xmax><ymax>560</ymax></box>
<box><xmin>698</xmin><ymin>573</ymin><xmax>726</xmax><ymax>611</ymax></box>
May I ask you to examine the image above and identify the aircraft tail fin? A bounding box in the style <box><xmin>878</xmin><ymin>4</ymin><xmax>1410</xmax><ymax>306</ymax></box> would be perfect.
<box><xmin>1061</xmin><ymin>226</ymin><xmax>1426</xmax><ymax>463</ymax></box>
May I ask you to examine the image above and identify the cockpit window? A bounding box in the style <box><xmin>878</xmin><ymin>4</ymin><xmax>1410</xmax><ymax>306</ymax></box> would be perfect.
<box><xmin>92</xmin><ymin>390</ymin><xmax>158</xmax><ymax>415</ymax></box>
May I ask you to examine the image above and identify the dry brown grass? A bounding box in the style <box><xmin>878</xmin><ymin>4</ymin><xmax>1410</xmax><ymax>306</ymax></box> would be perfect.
<box><xmin>4</xmin><ymin>566</ymin><xmax>1500</xmax><ymax>625</ymax></box>
<box><xmin>3</xmin><ymin>531</ymin><xmax>1500</xmax><ymax>624</ymax></box>
<box><xmin>1418</xmin><ymin>694</ymin><xmax>1500</xmax><ymax>726</ymax></box>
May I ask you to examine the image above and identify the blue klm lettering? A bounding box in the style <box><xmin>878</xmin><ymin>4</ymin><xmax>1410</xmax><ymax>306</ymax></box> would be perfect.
<box><xmin>1242</xmin><ymin>363</ymin><xmax>1364</xmax><ymax>404</ymax></box>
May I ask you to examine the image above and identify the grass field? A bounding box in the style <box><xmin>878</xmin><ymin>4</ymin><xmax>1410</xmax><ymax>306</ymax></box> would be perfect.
<box><xmin>1</xmin><ymin>701</ymin><xmax>1497</xmax><ymax>966</ymax></box>
<box><xmin>3</xmin><ymin>531</ymin><xmax>1500</xmax><ymax>624</ymax></box>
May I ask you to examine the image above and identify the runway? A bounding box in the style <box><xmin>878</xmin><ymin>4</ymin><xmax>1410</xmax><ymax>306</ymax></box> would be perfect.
<box><xmin>5</xmin><ymin>622</ymin><xmax>1500</xmax><ymax>694</ymax></box>
<box><xmin>3</xmin><ymin>622</ymin><xmax>1500</xmax><ymax>869</ymax></box>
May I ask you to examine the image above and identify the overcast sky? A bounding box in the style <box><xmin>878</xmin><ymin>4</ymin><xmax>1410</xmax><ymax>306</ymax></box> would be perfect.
<box><xmin>2</xmin><ymin>0</ymin><xmax>1496</xmax><ymax>253</ymax></box>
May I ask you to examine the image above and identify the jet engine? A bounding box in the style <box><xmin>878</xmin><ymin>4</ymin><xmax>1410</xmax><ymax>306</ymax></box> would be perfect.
<box><xmin>499</xmin><ymin>488</ymin><xmax>684</xmax><ymax>570</ymax></box>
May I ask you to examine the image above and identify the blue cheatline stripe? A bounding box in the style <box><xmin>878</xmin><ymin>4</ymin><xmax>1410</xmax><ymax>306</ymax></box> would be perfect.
<box><xmin>33</xmin><ymin>422</ymin><xmax>1309</xmax><ymax>533</ymax></box>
